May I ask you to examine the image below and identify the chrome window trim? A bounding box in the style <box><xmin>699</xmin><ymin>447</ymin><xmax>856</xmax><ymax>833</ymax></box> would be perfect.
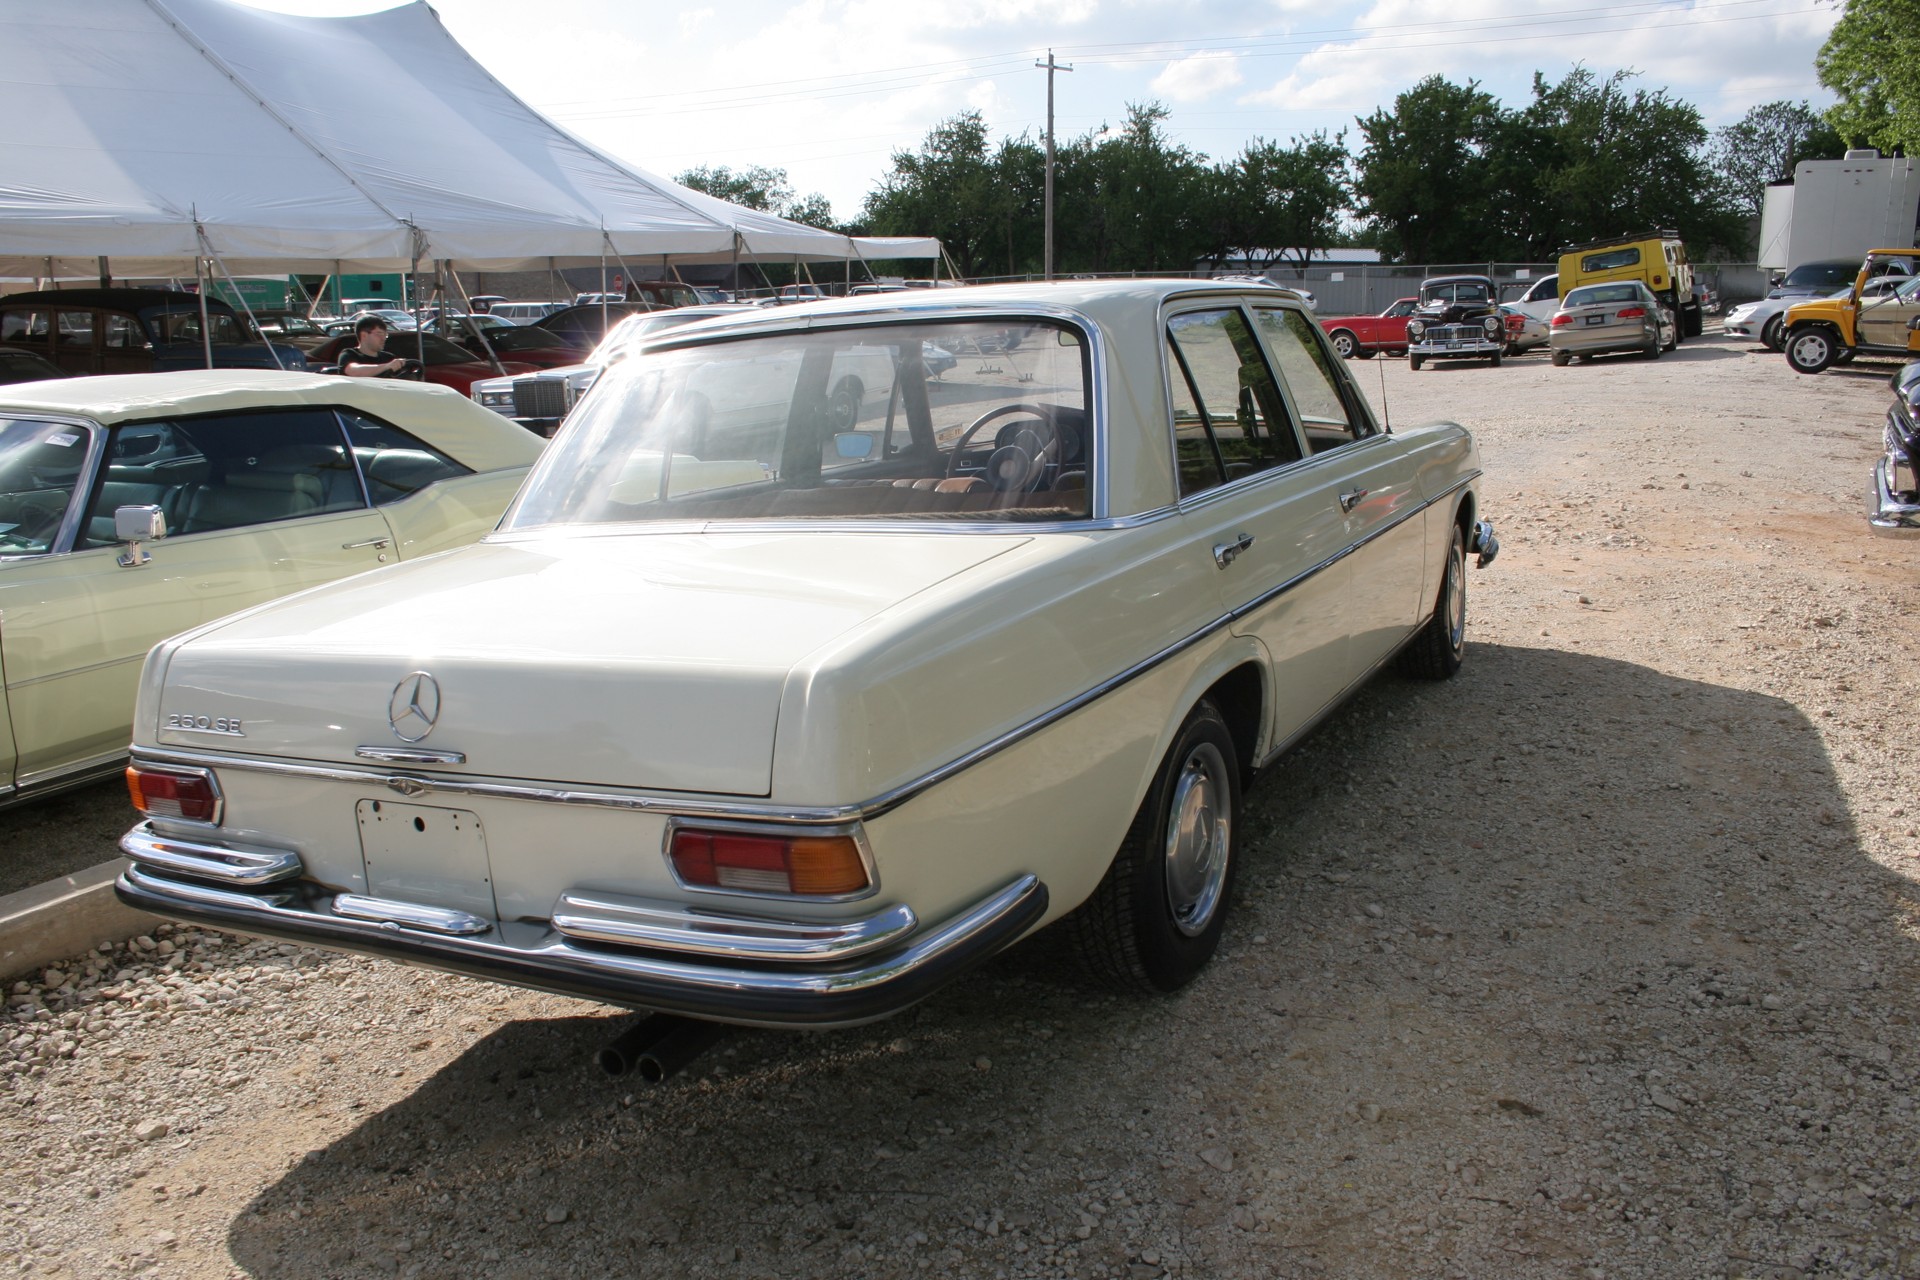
<box><xmin>515</xmin><ymin>303</ymin><xmax>1111</xmax><ymax>524</ymax></box>
<box><xmin>133</xmin><ymin>473</ymin><xmax>1478</xmax><ymax>827</ymax></box>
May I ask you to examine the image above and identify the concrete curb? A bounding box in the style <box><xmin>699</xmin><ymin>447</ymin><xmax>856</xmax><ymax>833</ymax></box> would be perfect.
<box><xmin>0</xmin><ymin>858</ymin><xmax>158</xmax><ymax>981</ymax></box>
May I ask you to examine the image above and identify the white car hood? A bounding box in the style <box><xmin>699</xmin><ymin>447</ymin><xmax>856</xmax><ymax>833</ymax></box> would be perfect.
<box><xmin>151</xmin><ymin>532</ymin><xmax>1026</xmax><ymax>796</ymax></box>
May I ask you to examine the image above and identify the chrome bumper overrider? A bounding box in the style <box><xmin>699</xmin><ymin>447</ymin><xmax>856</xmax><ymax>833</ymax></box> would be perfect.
<box><xmin>114</xmin><ymin>823</ymin><xmax>1048</xmax><ymax>1028</ymax></box>
<box><xmin>1869</xmin><ymin>456</ymin><xmax>1920</xmax><ymax>539</ymax></box>
<box><xmin>1470</xmin><ymin>519</ymin><xmax>1500</xmax><ymax>568</ymax></box>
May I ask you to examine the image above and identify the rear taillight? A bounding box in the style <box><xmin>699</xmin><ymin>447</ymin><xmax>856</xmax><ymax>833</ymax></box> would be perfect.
<box><xmin>126</xmin><ymin>765</ymin><xmax>221</xmax><ymax>823</ymax></box>
<box><xmin>668</xmin><ymin>826</ymin><xmax>871</xmax><ymax>896</ymax></box>
<box><xmin>1551</xmin><ymin>314</ymin><xmax>1572</xmax><ymax>327</ymax></box>
<box><xmin>1617</xmin><ymin>306</ymin><xmax>1647</xmax><ymax>319</ymax></box>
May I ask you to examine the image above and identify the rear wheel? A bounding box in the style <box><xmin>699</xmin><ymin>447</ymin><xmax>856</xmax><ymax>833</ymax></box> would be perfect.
<box><xmin>1399</xmin><ymin>521</ymin><xmax>1468</xmax><ymax>681</ymax></box>
<box><xmin>1551</xmin><ymin>349</ymin><xmax>1571</xmax><ymax>367</ymax></box>
<box><xmin>827</xmin><ymin>376</ymin><xmax>864</xmax><ymax>430</ymax></box>
<box><xmin>1644</xmin><ymin>336</ymin><xmax>1662</xmax><ymax>360</ymax></box>
<box><xmin>1071</xmin><ymin>701</ymin><xmax>1240</xmax><ymax>993</ymax></box>
<box><xmin>1330</xmin><ymin>330</ymin><xmax>1359</xmax><ymax>359</ymax></box>
<box><xmin>1785</xmin><ymin>326</ymin><xmax>1839</xmax><ymax>375</ymax></box>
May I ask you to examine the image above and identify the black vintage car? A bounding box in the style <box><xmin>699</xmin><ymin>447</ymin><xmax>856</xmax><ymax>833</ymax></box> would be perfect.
<box><xmin>1870</xmin><ymin>352</ymin><xmax>1920</xmax><ymax>538</ymax></box>
<box><xmin>1404</xmin><ymin>274</ymin><xmax>1505</xmax><ymax>371</ymax></box>
<box><xmin>0</xmin><ymin>289</ymin><xmax>307</xmax><ymax>376</ymax></box>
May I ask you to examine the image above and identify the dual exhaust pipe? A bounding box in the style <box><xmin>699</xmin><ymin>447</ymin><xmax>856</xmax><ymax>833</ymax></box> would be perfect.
<box><xmin>596</xmin><ymin>1012</ymin><xmax>726</xmax><ymax>1083</ymax></box>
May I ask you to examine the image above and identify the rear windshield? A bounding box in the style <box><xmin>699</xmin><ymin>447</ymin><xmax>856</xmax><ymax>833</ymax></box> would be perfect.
<box><xmin>1580</xmin><ymin>247</ymin><xmax>1641</xmax><ymax>273</ymax></box>
<box><xmin>503</xmin><ymin>319</ymin><xmax>1093</xmax><ymax>528</ymax></box>
<box><xmin>1565</xmin><ymin>283</ymin><xmax>1641</xmax><ymax>307</ymax></box>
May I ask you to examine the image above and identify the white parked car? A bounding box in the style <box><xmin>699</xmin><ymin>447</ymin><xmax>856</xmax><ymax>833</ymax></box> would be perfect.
<box><xmin>115</xmin><ymin>281</ymin><xmax>1496</xmax><ymax>1042</ymax></box>
<box><xmin>0</xmin><ymin>372</ymin><xmax>540</xmax><ymax>805</ymax></box>
<box><xmin>1724</xmin><ymin>280</ymin><xmax>1903</xmax><ymax>352</ymax></box>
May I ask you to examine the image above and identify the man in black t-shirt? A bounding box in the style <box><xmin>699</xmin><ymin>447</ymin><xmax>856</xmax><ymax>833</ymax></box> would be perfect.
<box><xmin>338</xmin><ymin>316</ymin><xmax>410</xmax><ymax>377</ymax></box>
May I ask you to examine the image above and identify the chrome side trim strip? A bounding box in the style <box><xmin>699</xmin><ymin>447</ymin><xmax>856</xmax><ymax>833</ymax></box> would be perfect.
<box><xmin>355</xmin><ymin>746</ymin><xmax>469</xmax><ymax>765</ymax></box>
<box><xmin>120</xmin><ymin>821</ymin><xmax>304</xmax><ymax>886</ymax></box>
<box><xmin>551</xmin><ymin>891</ymin><xmax>918</xmax><ymax>961</ymax></box>
<box><xmin>128</xmin><ymin>473</ymin><xmax>1483</xmax><ymax>826</ymax></box>
<box><xmin>14</xmin><ymin>748</ymin><xmax>128</xmax><ymax>794</ymax></box>
<box><xmin>331</xmin><ymin>893</ymin><xmax>492</xmax><ymax>937</ymax></box>
<box><xmin>6</xmin><ymin>651</ymin><xmax>142</xmax><ymax>692</ymax></box>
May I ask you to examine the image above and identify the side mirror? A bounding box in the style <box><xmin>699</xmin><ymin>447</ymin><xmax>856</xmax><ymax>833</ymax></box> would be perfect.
<box><xmin>1907</xmin><ymin>315</ymin><xmax>1920</xmax><ymax>331</ymax></box>
<box><xmin>115</xmin><ymin>504</ymin><xmax>165</xmax><ymax>567</ymax></box>
<box><xmin>834</xmin><ymin>433</ymin><xmax>875</xmax><ymax>459</ymax></box>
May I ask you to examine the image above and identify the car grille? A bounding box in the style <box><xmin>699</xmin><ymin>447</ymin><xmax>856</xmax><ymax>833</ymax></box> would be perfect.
<box><xmin>513</xmin><ymin>378</ymin><xmax>568</xmax><ymax>420</ymax></box>
<box><xmin>1426</xmin><ymin>324</ymin><xmax>1486</xmax><ymax>343</ymax></box>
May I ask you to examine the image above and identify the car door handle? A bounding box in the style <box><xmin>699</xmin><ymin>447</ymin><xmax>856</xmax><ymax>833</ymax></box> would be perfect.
<box><xmin>1338</xmin><ymin>487</ymin><xmax>1369</xmax><ymax>513</ymax></box>
<box><xmin>342</xmin><ymin>537</ymin><xmax>391</xmax><ymax>550</ymax></box>
<box><xmin>1212</xmin><ymin>532</ymin><xmax>1254</xmax><ymax>569</ymax></box>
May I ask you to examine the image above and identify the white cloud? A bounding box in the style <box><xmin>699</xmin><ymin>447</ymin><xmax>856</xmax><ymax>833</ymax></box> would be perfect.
<box><xmin>1151</xmin><ymin>51</ymin><xmax>1245</xmax><ymax>102</ymax></box>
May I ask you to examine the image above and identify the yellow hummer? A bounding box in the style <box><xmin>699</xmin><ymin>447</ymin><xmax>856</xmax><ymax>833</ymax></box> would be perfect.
<box><xmin>1557</xmin><ymin>230</ymin><xmax>1699</xmax><ymax>345</ymax></box>
<box><xmin>1781</xmin><ymin>249</ymin><xmax>1920</xmax><ymax>374</ymax></box>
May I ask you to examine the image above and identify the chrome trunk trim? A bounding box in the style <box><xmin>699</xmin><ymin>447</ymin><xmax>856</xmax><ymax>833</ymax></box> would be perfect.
<box><xmin>120</xmin><ymin>821</ymin><xmax>303</xmax><ymax>886</ymax></box>
<box><xmin>551</xmin><ymin>890</ymin><xmax>916</xmax><ymax>961</ymax></box>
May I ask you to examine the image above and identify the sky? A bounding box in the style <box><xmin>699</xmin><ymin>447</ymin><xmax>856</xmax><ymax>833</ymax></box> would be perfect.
<box><xmin>243</xmin><ymin>0</ymin><xmax>1845</xmax><ymax>224</ymax></box>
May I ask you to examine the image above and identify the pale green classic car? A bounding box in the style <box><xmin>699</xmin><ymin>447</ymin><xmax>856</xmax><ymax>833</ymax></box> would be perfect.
<box><xmin>0</xmin><ymin>371</ymin><xmax>541</xmax><ymax>805</ymax></box>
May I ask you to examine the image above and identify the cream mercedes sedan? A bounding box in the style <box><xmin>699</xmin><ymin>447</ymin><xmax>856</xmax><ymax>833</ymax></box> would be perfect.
<box><xmin>116</xmin><ymin>281</ymin><xmax>1496</xmax><ymax>1037</ymax></box>
<box><xmin>0</xmin><ymin>371</ymin><xmax>539</xmax><ymax>805</ymax></box>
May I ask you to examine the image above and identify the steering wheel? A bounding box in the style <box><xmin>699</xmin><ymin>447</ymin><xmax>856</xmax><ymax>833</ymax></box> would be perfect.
<box><xmin>945</xmin><ymin>403</ymin><xmax>1062</xmax><ymax>491</ymax></box>
<box><xmin>380</xmin><ymin>358</ymin><xmax>425</xmax><ymax>381</ymax></box>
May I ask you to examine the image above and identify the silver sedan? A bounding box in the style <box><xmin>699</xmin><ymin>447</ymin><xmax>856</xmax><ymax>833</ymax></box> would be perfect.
<box><xmin>1549</xmin><ymin>282</ymin><xmax>1676</xmax><ymax>365</ymax></box>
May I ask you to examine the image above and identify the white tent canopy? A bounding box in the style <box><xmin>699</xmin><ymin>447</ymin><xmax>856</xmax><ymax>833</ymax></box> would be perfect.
<box><xmin>0</xmin><ymin>0</ymin><xmax>936</xmax><ymax>275</ymax></box>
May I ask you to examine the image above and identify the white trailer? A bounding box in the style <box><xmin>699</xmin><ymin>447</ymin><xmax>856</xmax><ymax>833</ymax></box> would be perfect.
<box><xmin>1757</xmin><ymin>152</ymin><xmax>1920</xmax><ymax>273</ymax></box>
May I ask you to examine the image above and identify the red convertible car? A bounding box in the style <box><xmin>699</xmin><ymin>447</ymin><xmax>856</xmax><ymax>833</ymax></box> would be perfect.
<box><xmin>312</xmin><ymin>333</ymin><xmax>536</xmax><ymax>396</ymax></box>
<box><xmin>1318</xmin><ymin>298</ymin><xmax>1417</xmax><ymax>359</ymax></box>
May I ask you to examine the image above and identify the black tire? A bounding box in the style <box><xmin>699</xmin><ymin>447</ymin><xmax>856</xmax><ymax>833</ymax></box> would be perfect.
<box><xmin>1551</xmin><ymin>349</ymin><xmax>1570</xmax><ymax>367</ymax></box>
<box><xmin>1504</xmin><ymin>343</ymin><xmax>1521</xmax><ymax>357</ymax></box>
<box><xmin>1489</xmin><ymin>347</ymin><xmax>1503</xmax><ymax>367</ymax></box>
<box><xmin>1330</xmin><ymin>330</ymin><xmax>1359</xmax><ymax>359</ymax></box>
<box><xmin>1399</xmin><ymin>521</ymin><xmax>1467</xmax><ymax>681</ymax></box>
<box><xmin>1784</xmin><ymin>326</ymin><xmax>1839</xmax><ymax>375</ymax></box>
<box><xmin>1662</xmin><ymin>309</ymin><xmax>1679</xmax><ymax>352</ymax></box>
<box><xmin>1761</xmin><ymin>314</ymin><xmax>1785</xmax><ymax>352</ymax></box>
<box><xmin>1071</xmin><ymin>701</ymin><xmax>1241</xmax><ymax>994</ymax></box>
<box><xmin>1682</xmin><ymin>301</ymin><xmax>1704</xmax><ymax>338</ymax></box>
<box><xmin>1355</xmin><ymin>348</ymin><xmax>1378</xmax><ymax>360</ymax></box>
<box><xmin>1408</xmin><ymin>354</ymin><xmax>1424</xmax><ymax>371</ymax></box>
<box><xmin>1645</xmin><ymin>337</ymin><xmax>1662</xmax><ymax>360</ymax></box>
<box><xmin>827</xmin><ymin>376</ymin><xmax>864</xmax><ymax>430</ymax></box>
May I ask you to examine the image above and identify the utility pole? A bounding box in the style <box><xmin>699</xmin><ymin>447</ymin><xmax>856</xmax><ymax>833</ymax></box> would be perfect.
<box><xmin>1036</xmin><ymin>49</ymin><xmax>1072</xmax><ymax>281</ymax></box>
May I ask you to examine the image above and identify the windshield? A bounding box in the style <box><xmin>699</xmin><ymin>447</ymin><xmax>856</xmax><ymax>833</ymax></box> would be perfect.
<box><xmin>1422</xmin><ymin>281</ymin><xmax>1490</xmax><ymax>305</ymax></box>
<box><xmin>503</xmin><ymin>319</ymin><xmax>1092</xmax><ymax>529</ymax></box>
<box><xmin>1565</xmin><ymin>283</ymin><xmax>1641</xmax><ymax>307</ymax></box>
<box><xmin>0</xmin><ymin>417</ymin><xmax>92</xmax><ymax>553</ymax></box>
<box><xmin>1783</xmin><ymin>262</ymin><xmax>1857</xmax><ymax>289</ymax></box>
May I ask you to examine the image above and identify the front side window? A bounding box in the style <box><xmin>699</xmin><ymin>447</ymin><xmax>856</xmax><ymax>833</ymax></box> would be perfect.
<box><xmin>1384</xmin><ymin>300</ymin><xmax>1415</xmax><ymax>318</ymax></box>
<box><xmin>1164</xmin><ymin>308</ymin><xmax>1301</xmax><ymax>498</ymax></box>
<box><xmin>504</xmin><ymin>319</ymin><xmax>1092</xmax><ymax>527</ymax></box>
<box><xmin>0</xmin><ymin>310</ymin><xmax>49</xmax><ymax>348</ymax></box>
<box><xmin>149</xmin><ymin>310</ymin><xmax>247</xmax><ymax>346</ymax></box>
<box><xmin>56</xmin><ymin>311</ymin><xmax>94</xmax><ymax>352</ymax></box>
<box><xmin>1250</xmin><ymin>308</ymin><xmax>1368</xmax><ymax>451</ymax></box>
<box><xmin>0</xmin><ymin>417</ymin><xmax>92</xmax><ymax>554</ymax></box>
<box><xmin>104</xmin><ymin>314</ymin><xmax>145</xmax><ymax>349</ymax></box>
<box><xmin>83</xmin><ymin>409</ymin><xmax>365</xmax><ymax>542</ymax></box>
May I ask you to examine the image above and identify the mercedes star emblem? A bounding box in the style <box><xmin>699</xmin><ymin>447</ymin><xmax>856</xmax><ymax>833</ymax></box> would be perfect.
<box><xmin>387</xmin><ymin>672</ymin><xmax>441</xmax><ymax>743</ymax></box>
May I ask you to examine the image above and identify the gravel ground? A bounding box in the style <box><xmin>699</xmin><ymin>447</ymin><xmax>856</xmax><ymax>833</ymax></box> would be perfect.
<box><xmin>5</xmin><ymin>330</ymin><xmax>1919</xmax><ymax>1280</ymax></box>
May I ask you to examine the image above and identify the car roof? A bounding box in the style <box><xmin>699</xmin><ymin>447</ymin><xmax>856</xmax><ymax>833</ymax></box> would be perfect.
<box><xmin>0</xmin><ymin>370</ymin><xmax>541</xmax><ymax>471</ymax></box>
<box><xmin>1</xmin><ymin>288</ymin><xmax>236</xmax><ymax>315</ymax></box>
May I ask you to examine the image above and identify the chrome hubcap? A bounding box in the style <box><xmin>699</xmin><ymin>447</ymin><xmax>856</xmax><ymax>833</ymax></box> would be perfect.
<box><xmin>1446</xmin><ymin>539</ymin><xmax>1466</xmax><ymax>651</ymax></box>
<box><xmin>1164</xmin><ymin>742</ymin><xmax>1230</xmax><ymax>937</ymax></box>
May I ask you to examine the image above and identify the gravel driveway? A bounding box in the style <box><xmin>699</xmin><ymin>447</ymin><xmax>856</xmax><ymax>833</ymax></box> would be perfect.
<box><xmin>5</xmin><ymin>333</ymin><xmax>1918</xmax><ymax>1280</ymax></box>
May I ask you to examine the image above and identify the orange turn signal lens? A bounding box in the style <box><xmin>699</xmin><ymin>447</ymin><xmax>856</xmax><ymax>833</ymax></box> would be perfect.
<box><xmin>669</xmin><ymin>827</ymin><xmax>869</xmax><ymax>896</ymax></box>
<box><xmin>126</xmin><ymin>765</ymin><xmax>220</xmax><ymax>823</ymax></box>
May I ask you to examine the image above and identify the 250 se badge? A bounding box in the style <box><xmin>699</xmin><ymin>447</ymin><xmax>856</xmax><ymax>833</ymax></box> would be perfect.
<box><xmin>163</xmin><ymin>714</ymin><xmax>244</xmax><ymax>736</ymax></box>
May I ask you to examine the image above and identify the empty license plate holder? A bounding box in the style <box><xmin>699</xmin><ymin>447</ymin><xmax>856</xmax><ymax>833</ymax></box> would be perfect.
<box><xmin>356</xmin><ymin>799</ymin><xmax>498</xmax><ymax>921</ymax></box>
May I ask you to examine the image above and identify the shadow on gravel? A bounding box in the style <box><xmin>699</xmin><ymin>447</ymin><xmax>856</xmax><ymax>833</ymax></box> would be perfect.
<box><xmin>227</xmin><ymin>643</ymin><xmax>1920</xmax><ymax>1280</ymax></box>
<box><xmin>0</xmin><ymin>775</ymin><xmax>129</xmax><ymax>897</ymax></box>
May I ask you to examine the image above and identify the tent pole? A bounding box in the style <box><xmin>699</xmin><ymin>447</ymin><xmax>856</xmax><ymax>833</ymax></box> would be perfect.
<box><xmin>600</xmin><ymin>233</ymin><xmax>609</xmax><ymax>332</ymax></box>
<box><xmin>198</xmin><ymin>224</ymin><xmax>285</xmax><ymax>370</ymax></box>
<box><xmin>445</xmin><ymin>263</ymin><xmax>507</xmax><ymax>376</ymax></box>
<box><xmin>604</xmin><ymin>236</ymin><xmax>646</xmax><ymax>310</ymax></box>
<box><xmin>730</xmin><ymin>237</ymin><xmax>740</xmax><ymax>299</ymax></box>
<box><xmin>196</xmin><ymin>255</ymin><xmax>214</xmax><ymax>371</ymax></box>
<box><xmin>98</xmin><ymin>257</ymin><xmax>110</xmax><ymax>289</ymax></box>
<box><xmin>333</xmin><ymin>263</ymin><xmax>342</xmax><ymax>320</ymax></box>
<box><xmin>407</xmin><ymin>223</ymin><xmax>424</xmax><ymax>371</ymax></box>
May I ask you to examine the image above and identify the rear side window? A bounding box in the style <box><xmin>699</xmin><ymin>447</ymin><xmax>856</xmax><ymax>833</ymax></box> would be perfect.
<box><xmin>1165</xmin><ymin>308</ymin><xmax>1302</xmax><ymax>498</ymax></box>
<box><xmin>1250</xmin><ymin>308</ymin><xmax>1369</xmax><ymax>452</ymax></box>
<box><xmin>339</xmin><ymin>411</ymin><xmax>470</xmax><ymax>504</ymax></box>
<box><xmin>1581</xmin><ymin>247</ymin><xmax>1640</xmax><ymax>273</ymax></box>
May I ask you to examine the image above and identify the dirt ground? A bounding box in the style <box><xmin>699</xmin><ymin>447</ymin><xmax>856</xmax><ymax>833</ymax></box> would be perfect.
<box><xmin>4</xmin><ymin>329</ymin><xmax>1919</xmax><ymax>1280</ymax></box>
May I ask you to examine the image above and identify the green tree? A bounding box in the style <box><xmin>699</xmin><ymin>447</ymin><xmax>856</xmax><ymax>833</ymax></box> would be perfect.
<box><xmin>676</xmin><ymin>164</ymin><xmax>839</xmax><ymax>230</ymax></box>
<box><xmin>1817</xmin><ymin>0</ymin><xmax>1920</xmax><ymax>156</ymax></box>
<box><xmin>862</xmin><ymin>112</ymin><xmax>1010</xmax><ymax>278</ymax></box>
<box><xmin>1055</xmin><ymin>104</ymin><xmax>1212</xmax><ymax>274</ymax></box>
<box><xmin>1710</xmin><ymin>100</ymin><xmax>1846</xmax><ymax>220</ymax></box>
<box><xmin>1352</xmin><ymin>76</ymin><xmax>1506</xmax><ymax>262</ymax></box>
<box><xmin>1210</xmin><ymin>132</ymin><xmax>1352</xmax><ymax>276</ymax></box>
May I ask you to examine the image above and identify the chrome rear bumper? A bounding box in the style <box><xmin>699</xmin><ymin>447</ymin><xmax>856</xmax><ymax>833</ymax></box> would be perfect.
<box><xmin>114</xmin><ymin>823</ymin><xmax>1047</xmax><ymax>1029</ymax></box>
<box><xmin>1869</xmin><ymin>456</ymin><xmax>1920</xmax><ymax>539</ymax></box>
